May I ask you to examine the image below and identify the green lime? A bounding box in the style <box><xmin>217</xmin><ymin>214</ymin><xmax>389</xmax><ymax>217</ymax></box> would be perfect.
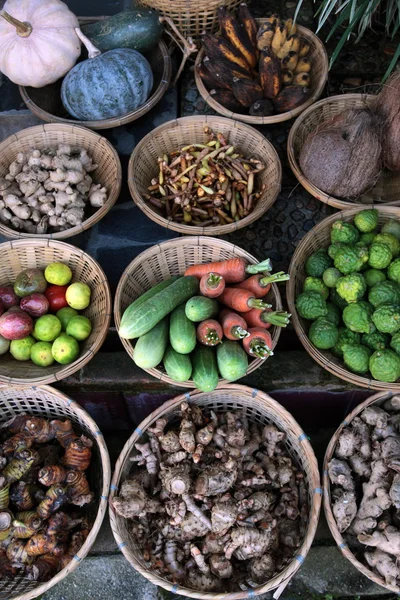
<box><xmin>33</xmin><ymin>315</ymin><xmax>62</xmax><ymax>342</ymax></box>
<box><xmin>56</xmin><ymin>307</ymin><xmax>78</xmax><ymax>330</ymax></box>
<box><xmin>44</xmin><ymin>262</ymin><xmax>73</xmax><ymax>286</ymax></box>
<box><xmin>354</xmin><ymin>209</ymin><xmax>378</xmax><ymax>233</ymax></box>
<box><xmin>66</xmin><ymin>283</ymin><xmax>91</xmax><ymax>310</ymax></box>
<box><xmin>31</xmin><ymin>342</ymin><xmax>54</xmax><ymax>367</ymax></box>
<box><xmin>52</xmin><ymin>334</ymin><xmax>80</xmax><ymax>365</ymax></box>
<box><xmin>66</xmin><ymin>316</ymin><xmax>92</xmax><ymax>341</ymax></box>
<box><xmin>10</xmin><ymin>336</ymin><xmax>35</xmax><ymax>361</ymax></box>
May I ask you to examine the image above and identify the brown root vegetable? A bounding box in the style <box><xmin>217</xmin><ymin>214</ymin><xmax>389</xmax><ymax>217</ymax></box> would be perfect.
<box><xmin>9</xmin><ymin>481</ymin><xmax>35</xmax><ymax>510</ymax></box>
<box><xmin>36</xmin><ymin>485</ymin><xmax>68</xmax><ymax>519</ymax></box>
<box><xmin>365</xmin><ymin>549</ymin><xmax>399</xmax><ymax>586</ymax></box>
<box><xmin>62</xmin><ymin>435</ymin><xmax>92</xmax><ymax>471</ymax></box>
<box><xmin>50</xmin><ymin>419</ymin><xmax>78</xmax><ymax>448</ymax></box>
<box><xmin>273</xmin><ymin>85</ymin><xmax>310</xmax><ymax>113</ymax></box>
<box><xmin>26</xmin><ymin>553</ymin><xmax>59</xmax><ymax>581</ymax></box>
<box><xmin>331</xmin><ymin>489</ymin><xmax>357</xmax><ymax>533</ymax></box>
<box><xmin>374</xmin><ymin>71</ymin><xmax>400</xmax><ymax>171</ymax></box>
<box><xmin>112</xmin><ymin>479</ymin><xmax>163</xmax><ymax>519</ymax></box>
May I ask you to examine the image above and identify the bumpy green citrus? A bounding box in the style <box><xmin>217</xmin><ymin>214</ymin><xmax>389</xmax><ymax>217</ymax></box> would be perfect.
<box><xmin>357</xmin><ymin>300</ymin><xmax>374</xmax><ymax>316</ymax></box>
<box><xmin>325</xmin><ymin>302</ymin><xmax>341</xmax><ymax>327</ymax></box>
<box><xmin>323</xmin><ymin>267</ymin><xmax>342</xmax><ymax>288</ymax></box>
<box><xmin>382</xmin><ymin>219</ymin><xmax>400</xmax><ymax>241</ymax></box>
<box><xmin>309</xmin><ymin>318</ymin><xmax>338</xmax><ymax>349</ymax></box>
<box><xmin>303</xmin><ymin>277</ymin><xmax>329</xmax><ymax>299</ymax></box>
<box><xmin>296</xmin><ymin>291</ymin><xmax>328</xmax><ymax>320</ymax></box>
<box><xmin>343</xmin><ymin>302</ymin><xmax>374</xmax><ymax>334</ymax></box>
<box><xmin>369</xmin><ymin>349</ymin><xmax>400</xmax><ymax>382</ymax></box>
<box><xmin>330</xmin><ymin>288</ymin><xmax>349</xmax><ymax>310</ymax></box>
<box><xmin>354</xmin><ymin>209</ymin><xmax>379</xmax><ymax>233</ymax></box>
<box><xmin>364</xmin><ymin>269</ymin><xmax>386</xmax><ymax>288</ymax></box>
<box><xmin>390</xmin><ymin>332</ymin><xmax>400</xmax><ymax>355</ymax></box>
<box><xmin>368</xmin><ymin>280</ymin><xmax>400</xmax><ymax>308</ymax></box>
<box><xmin>331</xmin><ymin>221</ymin><xmax>360</xmax><ymax>244</ymax></box>
<box><xmin>305</xmin><ymin>250</ymin><xmax>333</xmax><ymax>278</ymax></box>
<box><xmin>388</xmin><ymin>259</ymin><xmax>400</xmax><ymax>285</ymax></box>
<box><xmin>342</xmin><ymin>343</ymin><xmax>372</xmax><ymax>374</ymax></box>
<box><xmin>368</xmin><ymin>243</ymin><xmax>393</xmax><ymax>269</ymax></box>
<box><xmin>359</xmin><ymin>232</ymin><xmax>377</xmax><ymax>246</ymax></box>
<box><xmin>328</xmin><ymin>243</ymin><xmax>348</xmax><ymax>260</ymax></box>
<box><xmin>361</xmin><ymin>331</ymin><xmax>390</xmax><ymax>351</ymax></box>
<box><xmin>332</xmin><ymin>327</ymin><xmax>361</xmax><ymax>357</ymax></box>
<box><xmin>374</xmin><ymin>233</ymin><xmax>400</xmax><ymax>258</ymax></box>
<box><xmin>336</xmin><ymin>273</ymin><xmax>366</xmax><ymax>304</ymax></box>
<box><xmin>334</xmin><ymin>246</ymin><xmax>368</xmax><ymax>274</ymax></box>
<box><xmin>372</xmin><ymin>305</ymin><xmax>400</xmax><ymax>334</ymax></box>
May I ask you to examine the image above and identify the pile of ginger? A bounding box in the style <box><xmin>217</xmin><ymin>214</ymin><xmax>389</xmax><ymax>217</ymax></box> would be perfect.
<box><xmin>112</xmin><ymin>402</ymin><xmax>309</xmax><ymax>593</ymax></box>
<box><xmin>328</xmin><ymin>395</ymin><xmax>400</xmax><ymax>588</ymax></box>
<box><xmin>0</xmin><ymin>144</ymin><xmax>108</xmax><ymax>234</ymax></box>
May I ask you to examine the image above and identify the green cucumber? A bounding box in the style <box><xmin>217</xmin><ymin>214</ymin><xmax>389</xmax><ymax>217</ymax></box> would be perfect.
<box><xmin>163</xmin><ymin>345</ymin><xmax>192</xmax><ymax>382</ymax></box>
<box><xmin>133</xmin><ymin>316</ymin><xmax>169</xmax><ymax>369</ymax></box>
<box><xmin>119</xmin><ymin>276</ymin><xmax>199</xmax><ymax>339</ymax></box>
<box><xmin>217</xmin><ymin>340</ymin><xmax>248</xmax><ymax>382</ymax></box>
<box><xmin>170</xmin><ymin>304</ymin><xmax>196</xmax><ymax>354</ymax></box>
<box><xmin>121</xmin><ymin>276</ymin><xmax>180</xmax><ymax>326</ymax></box>
<box><xmin>185</xmin><ymin>296</ymin><xmax>219</xmax><ymax>322</ymax></box>
<box><xmin>192</xmin><ymin>346</ymin><xmax>219</xmax><ymax>392</ymax></box>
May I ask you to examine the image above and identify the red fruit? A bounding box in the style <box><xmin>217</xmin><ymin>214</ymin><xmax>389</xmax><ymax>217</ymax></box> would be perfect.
<box><xmin>0</xmin><ymin>311</ymin><xmax>33</xmax><ymax>340</ymax></box>
<box><xmin>45</xmin><ymin>285</ymin><xmax>69</xmax><ymax>312</ymax></box>
<box><xmin>20</xmin><ymin>293</ymin><xmax>49</xmax><ymax>317</ymax></box>
<box><xmin>0</xmin><ymin>286</ymin><xmax>19</xmax><ymax>309</ymax></box>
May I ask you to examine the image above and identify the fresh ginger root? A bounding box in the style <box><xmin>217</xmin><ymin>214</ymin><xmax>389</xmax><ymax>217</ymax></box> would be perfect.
<box><xmin>365</xmin><ymin>549</ymin><xmax>399</xmax><ymax>586</ymax></box>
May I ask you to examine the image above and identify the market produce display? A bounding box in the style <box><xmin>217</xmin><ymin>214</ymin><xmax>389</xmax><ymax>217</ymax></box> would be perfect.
<box><xmin>118</xmin><ymin>256</ymin><xmax>291</xmax><ymax>389</ymax></box>
<box><xmin>112</xmin><ymin>401</ymin><xmax>308</xmax><ymax>592</ymax></box>
<box><xmin>197</xmin><ymin>5</ymin><xmax>313</xmax><ymax>116</ymax></box>
<box><xmin>327</xmin><ymin>398</ymin><xmax>400</xmax><ymax>588</ymax></box>
<box><xmin>0</xmin><ymin>262</ymin><xmax>92</xmax><ymax>367</ymax></box>
<box><xmin>295</xmin><ymin>210</ymin><xmax>400</xmax><ymax>383</ymax></box>
<box><xmin>0</xmin><ymin>414</ymin><xmax>94</xmax><ymax>581</ymax></box>
<box><xmin>0</xmin><ymin>143</ymin><xmax>107</xmax><ymax>235</ymax></box>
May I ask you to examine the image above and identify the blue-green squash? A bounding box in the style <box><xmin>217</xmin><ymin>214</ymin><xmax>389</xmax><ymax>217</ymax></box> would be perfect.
<box><xmin>61</xmin><ymin>40</ymin><xmax>154</xmax><ymax>121</ymax></box>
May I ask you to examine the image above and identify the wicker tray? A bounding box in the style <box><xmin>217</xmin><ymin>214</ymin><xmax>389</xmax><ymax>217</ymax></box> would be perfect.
<box><xmin>195</xmin><ymin>22</ymin><xmax>328</xmax><ymax>125</ymax></box>
<box><xmin>114</xmin><ymin>237</ymin><xmax>283</xmax><ymax>387</ymax></box>
<box><xmin>0</xmin><ymin>124</ymin><xmax>121</xmax><ymax>240</ymax></box>
<box><xmin>109</xmin><ymin>384</ymin><xmax>321</xmax><ymax>599</ymax></box>
<box><xmin>0</xmin><ymin>239</ymin><xmax>111</xmax><ymax>387</ymax></box>
<box><xmin>287</xmin><ymin>206</ymin><xmax>400</xmax><ymax>391</ymax></box>
<box><xmin>324</xmin><ymin>389</ymin><xmax>400</xmax><ymax>593</ymax></box>
<box><xmin>128</xmin><ymin>115</ymin><xmax>282</xmax><ymax>235</ymax></box>
<box><xmin>0</xmin><ymin>384</ymin><xmax>111</xmax><ymax>600</ymax></box>
<box><xmin>288</xmin><ymin>94</ymin><xmax>400</xmax><ymax>210</ymax></box>
<box><xmin>19</xmin><ymin>17</ymin><xmax>171</xmax><ymax>131</ymax></box>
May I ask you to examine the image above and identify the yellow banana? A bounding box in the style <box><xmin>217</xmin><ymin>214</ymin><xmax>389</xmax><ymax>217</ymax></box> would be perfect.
<box><xmin>282</xmin><ymin>50</ymin><xmax>298</xmax><ymax>71</ymax></box>
<box><xmin>295</xmin><ymin>56</ymin><xmax>311</xmax><ymax>73</ymax></box>
<box><xmin>299</xmin><ymin>40</ymin><xmax>311</xmax><ymax>57</ymax></box>
<box><xmin>266</xmin><ymin>13</ymin><xmax>280</xmax><ymax>27</ymax></box>
<box><xmin>282</xmin><ymin>69</ymin><xmax>294</xmax><ymax>85</ymax></box>
<box><xmin>276</xmin><ymin>36</ymin><xmax>294</xmax><ymax>59</ymax></box>
<box><xmin>284</xmin><ymin>18</ymin><xmax>297</xmax><ymax>36</ymax></box>
<box><xmin>271</xmin><ymin>22</ymin><xmax>287</xmax><ymax>54</ymax></box>
<box><xmin>290</xmin><ymin>35</ymin><xmax>301</xmax><ymax>54</ymax></box>
<box><xmin>256</xmin><ymin>22</ymin><xmax>274</xmax><ymax>50</ymax></box>
<box><xmin>293</xmin><ymin>72</ymin><xmax>310</xmax><ymax>87</ymax></box>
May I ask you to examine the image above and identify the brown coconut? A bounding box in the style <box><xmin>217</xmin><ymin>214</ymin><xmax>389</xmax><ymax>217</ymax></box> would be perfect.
<box><xmin>374</xmin><ymin>70</ymin><xmax>400</xmax><ymax>171</ymax></box>
<box><xmin>299</xmin><ymin>107</ymin><xmax>382</xmax><ymax>199</ymax></box>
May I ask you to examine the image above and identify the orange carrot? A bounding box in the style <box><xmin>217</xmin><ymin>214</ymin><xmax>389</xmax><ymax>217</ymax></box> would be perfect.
<box><xmin>238</xmin><ymin>308</ymin><xmax>291</xmax><ymax>328</ymax></box>
<box><xmin>200</xmin><ymin>273</ymin><xmax>226</xmax><ymax>298</ymax></box>
<box><xmin>242</xmin><ymin>327</ymin><xmax>273</xmax><ymax>359</ymax></box>
<box><xmin>197</xmin><ymin>319</ymin><xmax>223</xmax><ymax>346</ymax></box>
<box><xmin>184</xmin><ymin>257</ymin><xmax>272</xmax><ymax>283</ymax></box>
<box><xmin>219</xmin><ymin>287</ymin><xmax>272</xmax><ymax>313</ymax></box>
<box><xmin>233</xmin><ymin>272</ymin><xmax>290</xmax><ymax>298</ymax></box>
<box><xmin>220</xmin><ymin>308</ymin><xmax>250</xmax><ymax>340</ymax></box>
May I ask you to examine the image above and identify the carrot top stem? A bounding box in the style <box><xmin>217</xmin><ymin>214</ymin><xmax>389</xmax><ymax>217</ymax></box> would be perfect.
<box><xmin>246</xmin><ymin>258</ymin><xmax>272</xmax><ymax>275</ymax></box>
<box><xmin>259</xmin><ymin>271</ymin><xmax>290</xmax><ymax>287</ymax></box>
<box><xmin>262</xmin><ymin>310</ymin><xmax>291</xmax><ymax>327</ymax></box>
<box><xmin>248</xmin><ymin>298</ymin><xmax>272</xmax><ymax>309</ymax></box>
<box><xmin>207</xmin><ymin>273</ymin><xmax>223</xmax><ymax>288</ymax></box>
<box><xmin>249</xmin><ymin>340</ymin><xmax>274</xmax><ymax>359</ymax></box>
<box><xmin>232</xmin><ymin>326</ymin><xmax>250</xmax><ymax>339</ymax></box>
<box><xmin>204</xmin><ymin>328</ymin><xmax>221</xmax><ymax>343</ymax></box>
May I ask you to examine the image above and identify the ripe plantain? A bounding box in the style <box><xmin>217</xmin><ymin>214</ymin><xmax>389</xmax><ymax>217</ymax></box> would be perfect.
<box><xmin>282</xmin><ymin>50</ymin><xmax>299</xmax><ymax>71</ymax></box>
<box><xmin>284</xmin><ymin>18</ymin><xmax>297</xmax><ymax>36</ymax></box>
<box><xmin>299</xmin><ymin>39</ymin><xmax>311</xmax><ymax>57</ymax></box>
<box><xmin>282</xmin><ymin>69</ymin><xmax>294</xmax><ymax>85</ymax></box>
<box><xmin>210</xmin><ymin>88</ymin><xmax>247</xmax><ymax>113</ymax></box>
<box><xmin>271</xmin><ymin>22</ymin><xmax>287</xmax><ymax>55</ymax></box>
<box><xmin>273</xmin><ymin>85</ymin><xmax>311</xmax><ymax>113</ymax></box>
<box><xmin>232</xmin><ymin>76</ymin><xmax>263</xmax><ymax>107</ymax></box>
<box><xmin>239</xmin><ymin>3</ymin><xmax>258</xmax><ymax>50</ymax></box>
<box><xmin>295</xmin><ymin>56</ymin><xmax>311</xmax><ymax>73</ymax></box>
<box><xmin>266</xmin><ymin>13</ymin><xmax>280</xmax><ymax>27</ymax></box>
<box><xmin>249</xmin><ymin>98</ymin><xmax>274</xmax><ymax>116</ymax></box>
<box><xmin>218</xmin><ymin>7</ymin><xmax>257</xmax><ymax>68</ymax></box>
<box><xmin>256</xmin><ymin>22</ymin><xmax>274</xmax><ymax>50</ymax></box>
<box><xmin>197</xmin><ymin>61</ymin><xmax>220</xmax><ymax>90</ymax></box>
<box><xmin>289</xmin><ymin>34</ymin><xmax>301</xmax><ymax>54</ymax></box>
<box><xmin>203</xmin><ymin>56</ymin><xmax>250</xmax><ymax>90</ymax></box>
<box><xmin>259</xmin><ymin>48</ymin><xmax>282</xmax><ymax>99</ymax></box>
<box><xmin>293</xmin><ymin>72</ymin><xmax>310</xmax><ymax>87</ymax></box>
<box><xmin>276</xmin><ymin>34</ymin><xmax>301</xmax><ymax>59</ymax></box>
<box><xmin>202</xmin><ymin>33</ymin><xmax>251</xmax><ymax>72</ymax></box>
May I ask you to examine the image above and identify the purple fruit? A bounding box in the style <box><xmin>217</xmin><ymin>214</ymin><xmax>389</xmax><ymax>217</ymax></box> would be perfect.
<box><xmin>20</xmin><ymin>293</ymin><xmax>49</xmax><ymax>317</ymax></box>
<box><xmin>7</xmin><ymin>306</ymin><xmax>23</xmax><ymax>313</ymax></box>
<box><xmin>14</xmin><ymin>269</ymin><xmax>47</xmax><ymax>298</ymax></box>
<box><xmin>0</xmin><ymin>300</ymin><xmax>3</xmax><ymax>318</ymax></box>
<box><xmin>0</xmin><ymin>286</ymin><xmax>19</xmax><ymax>308</ymax></box>
<box><xmin>0</xmin><ymin>311</ymin><xmax>33</xmax><ymax>340</ymax></box>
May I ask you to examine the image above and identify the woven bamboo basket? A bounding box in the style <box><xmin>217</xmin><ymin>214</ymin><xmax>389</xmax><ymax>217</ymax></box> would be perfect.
<box><xmin>324</xmin><ymin>389</ymin><xmax>400</xmax><ymax>593</ymax></box>
<box><xmin>0</xmin><ymin>124</ymin><xmax>121</xmax><ymax>240</ymax></box>
<box><xmin>287</xmin><ymin>206</ymin><xmax>400</xmax><ymax>391</ymax></box>
<box><xmin>109</xmin><ymin>385</ymin><xmax>321</xmax><ymax>599</ymax></box>
<box><xmin>114</xmin><ymin>237</ymin><xmax>283</xmax><ymax>387</ymax></box>
<box><xmin>19</xmin><ymin>17</ymin><xmax>171</xmax><ymax>131</ymax></box>
<box><xmin>0</xmin><ymin>239</ymin><xmax>111</xmax><ymax>387</ymax></box>
<box><xmin>137</xmin><ymin>0</ymin><xmax>242</xmax><ymax>39</ymax></box>
<box><xmin>195</xmin><ymin>22</ymin><xmax>328</xmax><ymax>125</ymax></box>
<box><xmin>128</xmin><ymin>115</ymin><xmax>282</xmax><ymax>235</ymax></box>
<box><xmin>0</xmin><ymin>384</ymin><xmax>111</xmax><ymax>600</ymax></box>
<box><xmin>288</xmin><ymin>94</ymin><xmax>400</xmax><ymax>210</ymax></box>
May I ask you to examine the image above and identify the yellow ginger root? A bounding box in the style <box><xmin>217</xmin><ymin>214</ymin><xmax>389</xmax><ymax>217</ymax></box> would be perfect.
<box><xmin>211</xmin><ymin>501</ymin><xmax>237</xmax><ymax>535</ymax></box>
<box><xmin>359</xmin><ymin>526</ymin><xmax>400</xmax><ymax>556</ymax></box>
<box><xmin>225</xmin><ymin>523</ymin><xmax>277</xmax><ymax>560</ymax></box>
<box><xmin>163</xmin><ymin>451</ymin><xmax>187</xmax><ymax>466</ymax></box>
<box><xmin>389</xmin><ymin>473</ymin><xmax>400</xmax><ymax>509</ymax></box>
<box><xmin>209</xmin><ymin>553</ymin><xmax>233</xmax><ymax>579</ymax></box>
<box><xmin>335</xmin><ymin>428</ymin><xmax>361</xmax><ymax>459</ymax></box>
<box><xmin>193</xmin><ymin>424</ymin><xmax>214</xmax><ymax>464</ymax></box>
<box><xmin>262</xmin><ymin>425</ymin><xmax>286</xmax><ymax>457</ymax></box>
<box><xmin>365</xmin><ymin>549</ymin><xmax>399</xmax><ymax>586</ymax></box>
<box><xmin>179</xmin><ymin>418</ymin><xmax>196</xmax><ymax>454</ymax></box>
<box><xmin>112</xmin><ymin>479</ymin><xmax>163</xmax><ymax>519</ymax></box>
<box><xmin>327</xmin><ymin>458</ymin><xmax>355</xmax><ymax>491</ymax></box>
<box><xmin>361</xmin><ymin>406</ymin><xmax>389</xmax><ymax>429</ymax></box>
<box><xmin>195</xmin><ymin>458</ymin><xmax>238</xmax><ymax>497</ymax></box>
<box><xmin>331</xmin><ymin>489</ymin><xmax>357</xmax><ymax>533</ymax></box>
<box><xmin>348</xmin><ymin>517</ymin><xmax>377</xmax><ymax>536</ymax></box>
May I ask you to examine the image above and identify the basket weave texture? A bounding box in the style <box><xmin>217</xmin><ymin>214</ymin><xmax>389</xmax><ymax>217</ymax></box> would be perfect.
<box><xmin>288</xmin><ymin>94</ymin><xmax>400</xmax><ymax>209</ymax></box>
<box><xmin>195</xmin><ymin>22</ymin><xmax>328</xmax><ymax>125</ymax></box>
<box><xmin>109</xmin><ymin>384</ymin><xmax>321</xmax><ymax>599</ymax></box>
<box><xmin>324</xmin><ymin>389</ymin><xmax>400</xmax><ymax>593</ymax></box>
<box><xmin>287</xmin><ymin>206</ymin><xmax>400</xmax><ymax>391</ymax></box>
<box><xmin>114</xmin><ymin>237</ymin><xmax>282</xmax><ymax>387</ymax></box>
<box><xmin>137</xmin><ymin>0</ymin><xmax>242</xmax><ymax>39</ymax></box>
<box><xmin>0</xmin><ymin>124</ymin><xmax>122</xmax><ymax>240</ymax></box>
<box><xmin>128</xmin><ymin>115</ymin><xmax>282</xmax><ymax>235</ymax></box>
<box><xmin>0</xmin><ymin>239</ymin><xmax>111</xmax><ymax>387</ymax></box>
<box><xmin>0</xmin><ymin>384</ymin><xmax>111</xmax><ymax>600</ymax></box>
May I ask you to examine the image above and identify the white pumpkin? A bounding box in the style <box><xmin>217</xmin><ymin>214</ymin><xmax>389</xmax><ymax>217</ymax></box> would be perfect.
<box><xmin>0</xmin><ymin>0</ymin><xmax>81</xmax><ymax>88</ymax></box>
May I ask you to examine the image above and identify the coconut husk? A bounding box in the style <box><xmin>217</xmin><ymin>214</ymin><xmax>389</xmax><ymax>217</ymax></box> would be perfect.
<box><xmin>300</xmin><ymin>107</ymin><xmax>383</xmax><ymax>199</ymax></box>
<box><xmin>374</xmin><ymin>70</ymin><xmax>400</xmax><ymax>171</ymax></box>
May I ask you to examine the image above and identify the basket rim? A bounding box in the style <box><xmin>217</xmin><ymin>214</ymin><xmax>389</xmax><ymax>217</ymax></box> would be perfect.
<box><xmin>127</xmin><ymin>114</ymin><xmax>282</xmax><ymax>236</ymax></box>
<box><xmin>286</xmin><ymin>205</ymin><xmax>400</xmax><ymax>391</ymax></box>
<box><xmin>286</xmin><ymin>93</ymin><xmax>399</xmax><ymax>210</ymax></box>
<box><xmin>0</xmin><ymin>122</ymin><xmax>122</xmax><ymax>240</ymax></box>
<box><xmin>0</xmin><ymin>383</ymin><xmax>111</xmax><ymax>600</ymax></box>
<box><xmin>109</xmin><ymin>384</ymin><xmax>322</xmax><ymax>599</ymax></box>
<box><xmin>19</xmin><ymin>39</ymin><xmax>172</xmax><ymax>131</ymax></box>
<box><xmin>323</xmin><ymin>389</ymin><xmax>400</xmax><ymax>594</ymax></box>
<box><xmin>113</xmin><ymin>236</ymin><xmax>282</xmax><ymax>387</ymax></box>
<box><xmin>0</xmin><ymin>238</ymin><xmax>112</xmax><ymax>387</ymax></box>
<box><xmin>195</xmin><ymin>23</ymin><xmax>329</xmax><ymax>125</ymax></box>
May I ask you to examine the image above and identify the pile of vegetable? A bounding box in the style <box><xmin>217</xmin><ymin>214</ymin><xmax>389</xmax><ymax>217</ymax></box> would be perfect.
<box><xmin>0</xmin><ymin>262</ymin><xmax>92</xmax><ymax>368</ymax></box>
<box><xmin>112</xmin><ymin>401</ymin><xmax>308</xmax><ymax>592</ymax></box>
<box><xmin>197</xmin><ymin>5</ymin><xmax>313</xmax><ymax>116</ymax></box>
<box><xmin>295</xmin><ymin>209</ymin><xmax>400</xmax><ymax>383</ymax></box>
<box><xmin>145</xmin><ymin>127</ymin><xmax>266</xmax><ymax>226</ymax></box>
<box><xmin>0</xmin><ymin>414</ymin><xmax>94</xmax><ymax>582</ymax></box>
<box><xmin>328</xmin><ymin>398</ymin><xmax>400</xmax><ymax>588</ymax></box>
<box><xmin>119</xmin><ymin>256</ymin><xmax>291</xmax><ymax>389</ymax></box>
<box><xmin>299</xmin><ymin>72</ymin><xmax>400</xmax><ymax>200</ymax></box>
<box><xmin>0</xmin><ymin>143</ymin><xmax>107</xmax><ymax>235</ymax></box>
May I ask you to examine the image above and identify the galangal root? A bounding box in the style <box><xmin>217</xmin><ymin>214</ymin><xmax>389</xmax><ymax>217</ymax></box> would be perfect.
<box><xmin>112</xmin><ymin>402</ymin><xmax>308</xmax><ymax>592</ymax></box>
<box><xmin>328</xmin><ymin>398</ymin><xmax>400</xmax><ymax>587</ymax></box>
